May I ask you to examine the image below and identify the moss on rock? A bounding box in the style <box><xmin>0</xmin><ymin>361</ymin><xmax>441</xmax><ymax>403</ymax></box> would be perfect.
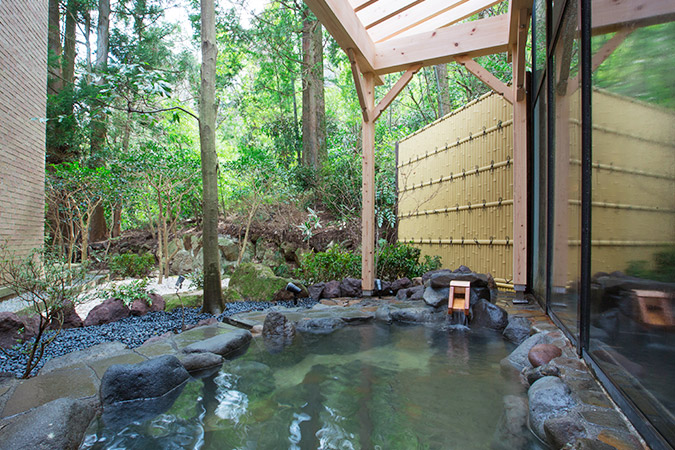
<box><xmin>229</xmin><ymin>263</ymin><xmax>291</xmax><ymax>301</ymax></box>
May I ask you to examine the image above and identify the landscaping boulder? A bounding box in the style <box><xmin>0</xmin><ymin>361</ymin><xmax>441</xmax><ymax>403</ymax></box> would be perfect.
<box><xmin>339</xmin><ymin>277</ymin><xmax>362</xmax><ymax>297</ymax></box>
<box><xmin>470</xmin><ymin>286</ymin><xmax>493</xmax><ymax>305</ymax></box>
<box><xmin>262</xmin><ymin>312</ymin><xmax>295</xmax><ymax>352</ymax></box>
<box><xmin>503</xmin><ymin>316</ymin><xmax>531</xmax><ymax>345</ymax></box>
<box><xmin>389</xmin><ymin>306</ymin><xmax>444</xmax><ymax>323</ymax></box>
<box><xmin>390</xmin><ymin>277</ymin><xmax>411</xmax><ymax>292</ymax></box>
<box><xmin>486</xmin><ymin>273</ymin><xmax>500</xmax><ymax>302</ymax></box>
<box><xmin>500</xmin><ymin>332</ymin><xmax>553</xmax><ymax>374</ymax></box>
<box><xmin>130</xmin><ymin>293</ymin><xmax>166</xmax><ymax>316</ymax></box>
<box><xmin>322</xmin><ymin>280</ymin><xmax>341</xmax><ymax>298</ymax></box>
<box><xmin>40</xmin><ymin>341</ymin><xmax>128</xmax><ymax>375</ymax></box>
<box><xmin>100</xmin><ymin>355</ymin><xmax>189</xmax><ymax>405</ymax></box>
<box><xmin>229</xmin><ymin>263</ymin><xmax>291</xmax><ymax>301</ymax></box>
<box><xmin>523</xmin><ymin>362</ymin><xmax>561</xmax><ymax>385</ymax></box>
<box><xmin>0</xmin><ymin>397</ymin><xmax>97</xmax><ymax>450</ymax></box>
<box><xmin>218</xmin><ymin>234</ymin><xmax>239</xmax><ymax>261</ymax></box>
<box><xmin>471</xmin><ymin>298</ymin><xmax>508</xmax><ymax>331</ymax></box>
<box><xmin>427</xmin><ymin>268</ymin><xmax>489</xmax><ymax>289</ymax></box>
<box><xmin>529</xmin><ymin>344</ymin><xmax>563</xmax><ymax>368</ymax></box>
<box><xmin>171</xmin><ymin>250</ymin><xmax>194</xmax><ymax>275</ymax></box>
<box><xmin>84</xmin><ymin>298</ymin><xmax>130</xmax><ymax>327</ymax></box>
<box><xmin>296</xmin><ymin>317</ymin><xmax>345</xmax><ymax>334</ymax></box>
<box><xmin>308</xmin><ymin>282</ymin><xmax>325</xmax><ymax>300</ymax></box>
<box><xmin>273</xmin><ymin>289</ymin><xmax>295</xmax><ymax>302</ymax></box>
<box><xmin>422</xmin><ymin>286</ymin><xmax>449</xmax><ymax>308</ymax></box>
<box><xmin>0</xmin><ymin>312</ymin><xmax>37</xmax><ymax>348</ymax></box>
<box><xmin>51</xmin><ymin>301</ymin><xmax>83</xmax><ymax>329</ymax></box>
<box><xmin>528</xmin><ymin>376</ymin><xmax>576</xmax><ymax>440</ymax></box>
<box><xmin>226</xmin><ymin>360</ymin><xmax>275</xmax><ymax>397</ymax></box>
<box><xmin>179</xmin><ymin>351</ymin><xmax>224</xmax><ymax>373</ymax></box>
<box><xmin>181</xmin><ymin>329</ymin><xmax>252</xmax><ymax>357</ymax></box>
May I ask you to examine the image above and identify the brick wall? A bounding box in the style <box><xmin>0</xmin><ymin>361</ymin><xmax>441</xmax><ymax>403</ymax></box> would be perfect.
<box><xmin>0</xmin><ymin>0</ymin><xmax>48</xmax><ymax>262</ymax></box>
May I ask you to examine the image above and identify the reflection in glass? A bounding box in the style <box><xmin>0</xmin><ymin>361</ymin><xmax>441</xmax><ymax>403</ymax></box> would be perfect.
<box><xmin>549</xmin><ymin>0</ymin><xmax>581</xmax><ymax>335</ymax></box>
<box><xmin>588</xmin><ymin>22</ymin><xmax>675</xmax><ymax>447</ymax></box>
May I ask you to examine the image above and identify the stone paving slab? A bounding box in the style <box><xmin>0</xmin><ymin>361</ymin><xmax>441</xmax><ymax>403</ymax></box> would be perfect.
<box><xmin>172</xmin><ymin>323</ymin><xmax>244</xmax><ymax>349</ymax></box>
<box><xmin>1</xmin><ymin>366</ymin><xmax>99</xmax><ymax>418</ymax></box>
<box><xmin>88</xmin><ymin>351</ymin><xmax>148</xmax><ymax>379</ymax></box>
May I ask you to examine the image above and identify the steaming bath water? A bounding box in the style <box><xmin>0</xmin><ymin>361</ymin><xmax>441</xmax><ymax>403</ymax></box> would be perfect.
<box><xmin>81</xmin><ymin>323</ymin><xmax>544</xmax><ymax>449</ymax></box>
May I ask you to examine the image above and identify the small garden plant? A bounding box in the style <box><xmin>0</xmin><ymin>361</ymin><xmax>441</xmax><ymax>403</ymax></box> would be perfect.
<box><xmin>0</xmin><ymin>246</ymin><xmax>90</xmax><ymax>378</ymax></box>
<box><xmin>97</xmin><ymin>278</ymin><xmax>155</xmax><ymax>307</ymax></box>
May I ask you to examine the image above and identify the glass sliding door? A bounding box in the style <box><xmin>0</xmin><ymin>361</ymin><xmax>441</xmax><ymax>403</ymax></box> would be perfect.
<box><xmin>588</xmin><ymin>19</ymin><xmax>675</xmax><ymax>447</ymax></box>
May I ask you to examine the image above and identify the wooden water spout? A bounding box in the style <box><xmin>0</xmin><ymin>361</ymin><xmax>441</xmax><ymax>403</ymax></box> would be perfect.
<box><xmin>449</xmin><ymin>281</ymin><xmax>471</xmax><ymax>325</ymax></box>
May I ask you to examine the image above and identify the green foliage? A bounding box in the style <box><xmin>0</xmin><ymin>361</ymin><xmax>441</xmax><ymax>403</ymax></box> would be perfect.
<box><xmin>376</xmin><ymin>241</ymin><xmax>442</xmax><ymax>281</ymax></box>
<box><xmin>186</xmin><ymin>269</ymin><xmax>205</xmax><ymax>290</ymax></box>
<box><xmin>626</xmin><ymin>248</ymin><xmax>675</xmax><ymax>282</ymax></box>
<box><xmin>296</xmin><ymin>208</ymin><xmax>322</xmax><ymax>242</ymax></box>
<box><xmin>296</xmin><ymin>245</ymin><xmax>361</xmax><ymax>284</ymax></box>
<box><xmin>98</xmin><ymin>279</ymin><xmax>155</xmax><ymax>307</ymax></box>
<box><xmin>109</xmin><ymin>252</ymin><xmax>155</xmax><ymax>278</ymax></box>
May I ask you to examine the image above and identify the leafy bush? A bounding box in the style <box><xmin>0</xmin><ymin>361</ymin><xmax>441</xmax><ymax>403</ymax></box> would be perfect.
<box><xmin>98</xmin><ymin>279</ymin><xmax>155</xmax><ymax>307</ymax></box>
<box><xmin>296</xmin><ymin>242</ymin><xmax>441</xmax><ymax>284</ymax></box>
<box><xmin>296</xmin><ymin>245</ymin><xmax>361</xmax><ymax>284</ymax></box>
<box><xmin>185</xmin><ymin>269</ymin><xmax>204</xmax><ymax>290</ymax></box>
<box><xmin>377</xmin><ymin>241</ymin><xmax>442</xmax><ymax>281</ymax></box>
<box><xmin>109</xmin><ymin>252</ymin><xmax>155</xmax><ymax>278</ymax></box>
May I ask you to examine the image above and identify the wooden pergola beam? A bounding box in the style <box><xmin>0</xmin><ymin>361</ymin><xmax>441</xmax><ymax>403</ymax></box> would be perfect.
<box><xmin>454</xmin><ymin>55</ymin><xmax>513</xmax><ymax>104</ymax></box>
<box><xmin>304</xmin><ymin>0</ymin><xmax>384</xmax><ymax>85</ymax></box>
<box><xmin>373</xmin><ymin>14</ymin><xmax>510</xmax><ymax>75</ymax></box>
<box><xmin>369</xmin><ymin>0</ymin><xmax>502</xmax><ymax>43</ymax></box>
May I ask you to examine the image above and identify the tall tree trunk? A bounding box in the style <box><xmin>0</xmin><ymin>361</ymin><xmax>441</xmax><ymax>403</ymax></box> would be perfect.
<box><xmin>62</xmin><ymin>0</ymin><xmax>77</xmax><ymax>88</ymax></box>
<box><xmin>434</xmin><ymin>64</ymin><xmax>451</xmax><ymax>118</ymax></box>
<box><xmin>47</xmin><ymin>0</ymin><xmax>63</xmax><ymax>95</ymax></box>
<box><xmin>199</xmin><ymin>0</ymin><xmax>223</xmax><ymax>314</ymax></box>
<box><xmin>89</xmin><ymin>0</ymin><xmax>111</xmax><ymax>243</ymax></box>
<box><xmin>301</xmin><ymin>10</ymin><xmax>326</xmax><ymax>170</ymax></box>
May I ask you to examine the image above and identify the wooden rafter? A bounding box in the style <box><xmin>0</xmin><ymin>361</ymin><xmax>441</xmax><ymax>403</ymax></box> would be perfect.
<box><xmin>592</xmin><ymin>0</ymin><xmax>675</xmax><ymax>35</ymax></box>
<box><xmin>373</xmin><ymin>14</ymin><xmax>510</xmax><ymax>75</ymax></box>
<box><xmin>357</xmin><ymin>0</ymin><xmax>423</xmax><ymax>29</ymax></box>
<box><xmin>454</xmin><ymin>56</ymin><xmax>513</xmax><ymax>104</ymax></box>
<box><xmin>369</xmin><ymin>0</ymin><xmax>502</xmax><ymax>43</ymax></box>
<box><xmin>371</xmin><ymin>64</ymin><xmax>422</xmax><ymax>121</ymax></box>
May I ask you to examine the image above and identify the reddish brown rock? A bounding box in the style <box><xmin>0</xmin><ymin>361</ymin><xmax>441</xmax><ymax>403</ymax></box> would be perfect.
<box><xmin>528</xmin><ymin>344</ymin><xmax>563</xmax><ymax>368</ymax></box>
<box><xmin>84</xmin><ymin>298</ymin><xmax>131</xmax><ymax>327</ymax></box>
<box><xmin>0</xmin><ymin>312</ymin><xmax>37</xmax><ymax>348</ymax></box>
<box><xmin>322</xmin><ymin>280</ymin><xmax>341</xmax><ymax>298</ymax></box>
<box><xmin>51</xmin><ymin>301</ymin><xmax>83</xmax><ymax>329</ymax></box>
<box><xmin>130</xmin><ymin>293</ymin><xmax>166</xmax><ymax>316</ymax></box>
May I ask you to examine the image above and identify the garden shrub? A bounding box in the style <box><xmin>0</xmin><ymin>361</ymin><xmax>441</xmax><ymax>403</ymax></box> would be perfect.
<box><xmin>296</xmin><ymin>242</ymin><xmax>442</xmax><ymax>284</ymax></box>
<box><xmin>296</xmin><ymin>245</ymin><xmax>361</xmax><ymax>284</ymax></box>
<box><xmin>109</xmin><ymin>252</ymin><xmax>155</xmax><ymax>278</ymax></box>
<box><xmin>186</xmin><ymin>269</ymin><xmax>204</xmax><ymax>290</ymax></box>
<box><xmin>377</xmin><ymin>241</ymin><xmax>442</xmax><ymax>280</ymax></box>
<box><xmin>98</xmin><ymin>279</ymin><xmax>154</xmax><ymax>307</ymax></box>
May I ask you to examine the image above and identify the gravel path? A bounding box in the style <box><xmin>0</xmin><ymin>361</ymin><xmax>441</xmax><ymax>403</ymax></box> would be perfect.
<box><xmin>0</xmin><ymin>298</ymin><xmax>317</xmax><ymax>377</ymax></box>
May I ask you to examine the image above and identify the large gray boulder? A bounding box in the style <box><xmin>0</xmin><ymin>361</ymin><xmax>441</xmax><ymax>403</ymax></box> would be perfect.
<box><xmin>262</xmin><ymin>312</ymin><xmax>295</xmax><ymax>353</ymax></box>
<box><xmin>429</xmin><ymin>270</ymin><xmax>489</xmax><ymax>288</ymax></box>
<box><xmin>528</xmin><ymin>376</ymin><xmax>576</xmax><ymax>440</ymax></box>
<box><xmin>423</xmin><ymin>286</ymin><xmax>449</xmax><ymax>308</ymax></box>
<box><xmin>471</xmin><ymin>298</ymin><xmax>508</xmax><ymax>331</ymax></box>
<box><xmin>181</xmin><ymin>329</ymin><xmax>252</xmax><ymax>357</ymax></box>
<box><xmin>171</xmin><ymin>250</ymin><xmax>194</xmax><ymax>275</ymax></box>
<box><xmin>0</xmin><ymin>397</ymin><xmax>97</xmax><ymax>450</ymax></box>
<box><xmin>178</xmin><ymin>351</ymin><xmax>224</xmax><ymax>373</ymax></box>
<box><xmin>100</xmin><ymin>355</ymin><xmax>189</xmax><ymax>406</ymax></box>
<box><xmin>389</xmin><ymin>306</ymin><xmax>444</xmax><ymax>323</ymax></box>
<box><xmin>296</xmin><ymin>317</ymin><xmax>345</xmax><ymax>334</ymax></box>
<box><xmin>503</xmin><ymin>316</ymin><xmax>531</xmax><ymax>345</ymax></box>
<box><xmin>307</xmin><ymin>282</ymin><xmax>325</xmax><ymax>300</ymax></box>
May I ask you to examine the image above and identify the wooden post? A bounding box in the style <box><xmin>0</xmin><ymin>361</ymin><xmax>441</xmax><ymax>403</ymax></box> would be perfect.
<box><xmin>361</xmin><ymin>72</ymin><xmax>376</xmax><ymax>295</ymax></box>
<box><xmin>512</xmin><ymin>7</ymin><xmax>530</xmax><ymax>299</ymax></box>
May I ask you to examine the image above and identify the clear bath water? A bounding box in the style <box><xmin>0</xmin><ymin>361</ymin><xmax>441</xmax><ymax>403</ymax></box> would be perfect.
<box><xmin>82</xmin><ymin>323</ymin><xmax>544</xmax><ymax>449</ymax></box>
